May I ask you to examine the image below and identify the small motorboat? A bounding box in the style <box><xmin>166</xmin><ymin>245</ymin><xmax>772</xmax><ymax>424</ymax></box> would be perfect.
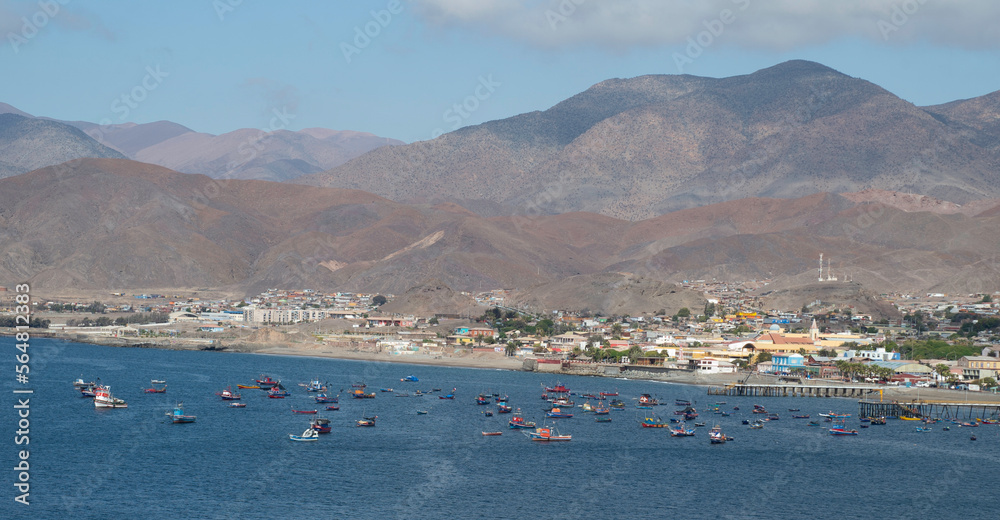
<box><xmin>546</xmin><ymin>408</ymin><xmax>573</xmax><ymax>418</ymax></box>
<box><xmin>289</xmin><ymin>428</ymin><xmax>319</xmax><ymax>442</ymax></box>
<box><xmin>325</xmin><ymin>405</ymin><xmax>340</xmax><ymax>411</ymax></box>
<box><xmin>150</xmin><ymin>379</ymin><xmax>166</xmax><ymax>385</ymax></box>
<box><xmin>217</xmin><ymin>386</ymin><xmax>240</xmax><ymax>401</ymax></box>
<box><xmin>380</xmin><ymin>388</ymin><xmax>394</xmax><ymax>393</ymax></box>
<box><xmin>595</xmin><ymin>416</ymin><xmax>612</xmax><ymax>423</ymax></box>
<box><xmin>497</xmin><ymin>404</ymin><xmax>512</xmax><ymax>414</ymax></box>
<box><xmin>73</xmin><ymin>377</ymin><xmax>96</xmax><ymax>388</ymax></box>
<box><xmin>524</xmin><ymin>425</ymin><xmax>571</xmax><ymax>441</ymax></box>
<box><xmin>256</xmin><ymin>375</ymin><xmax>279</xmax><ymax>388</ymax></box>
<box><xmin>143</xmin><ymin>385</ymin><xmax>167</xmax><ymax>394</ymax></box>
<box><xmin>916</xmin><ymin>427</ymin><xmax>932</xmax><ymax>433</ymax></box>
<box><xmin>310</xmin><ymin>417</ymin><xmax>332</xmax><ymax>434</ymax></box>
<box><xmin>236</xmin><ymin>384</ymin><xmax>260</xmax><ymax>390</ymax></box>
<box><xmin>439</xmin><ymin>394</ymin><xmax>455</xmax><ymax>400</ymax></box>
<box><xmin>357</xmin><ymin>416</ymin><xmax>377</xmax><ymax>427</ymax></box>
<box><xmin>229</xmin><ymin>402</ymin><xmax>246</xmax><ymax>408</ymax></box>
<box><xmin>970</xmin><ymin>435</ymin><xmax>977</xmax><ymax>441</ymax></box>
<box><xmin>482</xmin><ymin>431</ymin><xmax>503</xmax><ymax>436</ymax></box>
<box><xmin>292</xmin><ymin>409</ymin><xmax>318</xmax><ymax>415</ymax></box>
<box><xmin>401</xmin><ymin>375</ymin><xmax>419</xmax><ymax>382</ymax></box>
<box><xmin>416</xmin><ymin>410</ymin><xmax>429</xmax><ymax>415</ymax></box>
<box><xmin>483</xmin><ymin>411</ymin><xmax>494</xmax><ymax>417</ymax></box>
<box><xmin>314</xmin><ymin>393</ymin><xmax>338</xmax><ymax>403</ymax></box>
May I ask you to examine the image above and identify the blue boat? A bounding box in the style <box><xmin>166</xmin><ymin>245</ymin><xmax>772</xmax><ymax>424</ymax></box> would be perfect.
<box><xmin>167</xmin><ymin>404</ymin><xmax>196</xmax><ymax>424</ymax></box>
<box><xmin>401</xmin><ymin>375</ymin><xmax>419</xmax><ymax>382</ymax></box>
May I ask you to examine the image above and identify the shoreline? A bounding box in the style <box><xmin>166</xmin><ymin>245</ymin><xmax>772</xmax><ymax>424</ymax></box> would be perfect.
<box><xmin>12</xmin><ymin>331</ymin><xmax>1000</xmax><ymax>403</ymax></box>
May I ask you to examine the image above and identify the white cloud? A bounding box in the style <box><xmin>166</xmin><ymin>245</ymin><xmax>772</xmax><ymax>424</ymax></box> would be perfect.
<box><xmin>409</xmin><ymin>0</ymin><xmax>1000</xmax><ymax>50</ymax></box>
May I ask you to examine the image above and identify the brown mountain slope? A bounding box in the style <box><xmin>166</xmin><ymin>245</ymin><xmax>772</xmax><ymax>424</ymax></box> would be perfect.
<box><xmin>303</xmin><ymin>60</ymin><xmax>1000</xmax><ymax>219</ymax></box>
<box><xmin>2</xmin><ymin>159</ymin><xmax>998</xmax><ymax>310</ymax></box>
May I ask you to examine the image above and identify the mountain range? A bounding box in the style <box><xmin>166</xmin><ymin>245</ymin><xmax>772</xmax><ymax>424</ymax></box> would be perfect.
<box><xmin>300</xmin><ymin>60</ymin><xmax>1000</xmax><ymax>220</ymax></box>
<box><xmin>2</xmin><ymin>158</ymin><xmax>998</xmax><ymax>314</ymax></box>
<box><xmin>0</xmin><ymin>104</ymin><xmax>402</xmax><ymax>182</ymax></box>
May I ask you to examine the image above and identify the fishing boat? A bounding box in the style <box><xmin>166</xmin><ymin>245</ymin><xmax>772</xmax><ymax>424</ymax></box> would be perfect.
<box><xmin>476</xmin><ymin>394</ymin><xmax>491</xmax><ymax>405</ymax></box>
<box><xmin>509</xmin><ymin>409</ymin><xmax>536</xmax><ymax>429</ymax></box>
<box><xmin>310</xmin><ymin>417</ymin><xmax>332</xmax><ymax>434</ymax></box>
<box><xmin>167</xmin><ymin>404</ymin><xmax>196</xmax><ymax>423</ymax></box>
<box><xmin>268</xmin><ymin>386</ymin><xmax>290</xmax><ymax>398</ymax></box>
<box><xmin>638</xmin><ymin>394</ymin><xmax>659</xmax><ymax>406</ymax></box>
<box><xmin>609</xmin><ymin>399</ymin><xmax>626</xmax><ymax>410</ymax></box>
<box><xmin>551</xmin><ymin>396</ymin><xmax>575</xmax><ymax>408</ymax></box>
<box><xmin>73</xmin><ymin>377</ymin><xmax>96</xmax><ymax>388</ymax></box>
<box><xmin>80</xmin><ymin>385</ymin><xmax>97</xmax><ymax>398</ymax></box>
<box><xmin>93</xmin><ymin>385</ymin><xmax>128</xmax><ymax>408</ymax></box>
<box><xmin>416</xmin><ymin>410</ymin><xmax>429</xmax><ymax>415</ymax></box>
<box><xmin>819</xmin><ymin>412</ymin><xmax>852</xmax><ymax>419</ymax></box>
<box><xmin>599</xmin><ymin>390</ymin><xmax>619</xmax><ymax>397</ymax></box>
<box><xmin>524</xmin><ymin>425</ymin><xmax>571</xmax><ymax>441</ymax></box>
<box><xmin>767</xmin><ymin>414</ymin><xmax>780</xmax><ymax>421</ymax></box>
<box><xmin>546</xmin><ymin>407</ymin><xmax>573</xmax><ymax>418</ymax></box>
<box><xmin>669</xmin><ymin>423</ymin><xmax>696</xmax><ymax>437</ymax></box>
<box><xmin>496</xmin><ymin>394</ymin><xmax>509</xmax><ymax>403</ymax></box>
<box><xmin>829</xmin><ymin>420</ymin><xmax>858</xmax><ymax>435</ymax></box>
<box><xmin>482</xmin><ymin>431</ymin><xmax>503</xmax><ymax>436</ymax></box>
<box><xmin>301</xmin><ymin>379</ymin><xmax>327</xmax><ymax>393</ymax></box>
<box><xmin>497</xmin><ymin>404</ymin><xmax>512</xmax><ymax>414</ymax></box>
<box><xmin>351</xmin><ymin>382</ymin><xmax>367</xmax><ymax>389</ymax></box>
<box><xmin>641</xmin><ymin>415</ymin><xmax>669</xmax><ymax>428</ymax></box>
<box><xmin>675</xmin><ymin>399</ymin><xmax>692</xmax><ymax>406</ymax></box>
<box><xmin>635</xmin><ymin>405</ymin><xmax>653</xmax><ymax>410</ymax></box>
<box><xmin>748</xmin><ymin>421</ymin><xmax>764</xmax><ymax>430</ymax></box>
<box><xmin>292</xmin><ymin>409</ymin><xmax>318</xmax><ymax>415</ymax></box>
<box><xmin>229</xmin><ymin>402</ymin><xmax>246</xmax><ymax>408</ymax></box>
<box><xmin>150</xmin><ymin>379</ymin><xmax>166</xmax><ymax>385</ymax></box>
<box><xmin>544</xmin><ymin>382</ymin><xmax>570</xmax><ymax>393</ymax></box>
<box><xmin>869</xmin><ymin>416</ymin><xmax>887</xmax><ymax>425</ymax></box>
<box><xmin>289</xmin><ymin>428</ymin><xmax>319</xmax><ymax>442</ymax></box>
<box><xmin>792</xmin><ymin>414</ymin><xmax>810</xmax><ymax>419</ymax></box>
<box><xmin>788</xmin><ymin>408</ymin><xmax>800</xmax><ymax>412</ymax></box>
<box><xmin>217</xmin><ymin>386</ymin><xmax>240</xmax><ymax>401</ymax></box>
<box><xmin>595</xmin><ymin>416</ymin><xmax>612</xmax><ymax>423</ymax></box>
<box><xmin>808</xmin><ymin>421</ymin><xmax>820</xmax><ymax>427</ymax></box>
<box><xmin>899</xmin><ymin>416</ymin><xmax>921</xmax><ymax>421</ymax></box>
<box><xmin>439</xmin><ymin>393</ymin><xmax>455</xmax><ymax>400</ymax></box>
<box><xmin>916</xmin><ymin>426</ymin><xmax>932</xmax><ymax>432</ymax></box>
<box><xmin>325</xmin><ymin>405</ymin><xmax>340</xmax><ymax>411</ymax></box>
<box><xmin>236</xmin><ymin>384</ymin><xmax>260</xmax><ymax>390</ymax></box>
<box><xmin>380</xmin><ymin>388</ymin><xmax>394</xmax><ymax>393</ymax></box>
<box><xmin>314</xmin><ymin>393</ymin><xmax>338</xmax><ymax>403</ymax></box>
<box><xmin>351</xmin><ymin>389</ymin><xmax>376</xmax><ymax>399</ymax></box>
<box><xmin>581</xmin><ymin>393</ymin><xmax>599</xmax><ymax>399</ymax></box>
<box><xmin>143</xmin><ymin>385</ymin><xmax>167</xmax><ymax>393</ymax></box>
<box><xmin>356</xmin><ymin>415</ymin><xmax>377</xmax><ymax>427</ymax></box>
<box><xmin>752</xmin><ymin>404</ymin><xmax>768</xmax><ymax>414</ymax></box>
<box><xmin>709</xmin><ymin>425</ymin><xmax>729</xmax><ymax>444</ymax></box>
<box><xmin>483</xmin><ymin>410</ymin><xmax>494</xmax><ymax>417</ymax></box>
<box><xmin>401</xmin><ymin>375</ymin><xmax>419</xmax><ymax>382</ymax></box>
<box><xmin>255</xmin><ymin>375</ymin><xmax>279</xmax><ymax>388</ymax></box>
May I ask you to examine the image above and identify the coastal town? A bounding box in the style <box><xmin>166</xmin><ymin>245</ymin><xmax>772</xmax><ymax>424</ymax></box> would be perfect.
<box><xmin>5</xmin><ymin>283</ymin><xmax>1000</xmax><ymax>394</ymax></box>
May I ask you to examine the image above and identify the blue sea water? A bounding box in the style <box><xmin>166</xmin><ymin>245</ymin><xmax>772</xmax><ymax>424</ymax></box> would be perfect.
<box><xmin>2</xmin><ymin>337</ymin><xmax>998</xmax><ymax>519</ymax></box>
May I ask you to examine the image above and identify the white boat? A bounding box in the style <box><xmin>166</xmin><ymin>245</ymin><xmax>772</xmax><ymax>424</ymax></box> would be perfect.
<box><xmin>93</xmin><ymin>385</ymin><xmax>128</xmax><ymax>409</ymax></box>
<box><xmin>151</xmin><ymin>379</ymin><xmax>166</xmax><ymax>385</ymax></box>
<box><xmin>289</xmin><ymin>428</ymin><xmax>319</xmax><ymax>442</ymax></box>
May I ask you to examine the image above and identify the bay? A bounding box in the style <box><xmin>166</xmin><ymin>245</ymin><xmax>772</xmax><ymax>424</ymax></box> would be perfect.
<box><xmin>2</xmin><ymin>337</ymin><xmax>997</xmax><ymax>519</ymax></box>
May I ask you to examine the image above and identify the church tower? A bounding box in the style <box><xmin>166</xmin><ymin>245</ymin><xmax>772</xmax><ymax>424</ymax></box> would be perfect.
<box><xmin>809</xmin><ymin>318</ymin><xmax>819</xmax><ymax>342</ymax></box>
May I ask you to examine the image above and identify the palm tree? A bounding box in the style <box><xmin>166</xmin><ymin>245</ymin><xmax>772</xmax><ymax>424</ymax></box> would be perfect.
<box><xmin>504</xmin><ymin>341</ymin><xmax>517</xmax><ymax>357</ymax></box>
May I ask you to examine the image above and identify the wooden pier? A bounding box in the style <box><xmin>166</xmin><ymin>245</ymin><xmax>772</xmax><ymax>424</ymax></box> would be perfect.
<box><xmin>857</xmin><ymin>400</ymin><xmax>1000</xmax><ymax>421</ymax></box>
<box><xmin>707</xmin><ymin>384</ymin><xmax>880</xmax><ymax>399</ymax></box>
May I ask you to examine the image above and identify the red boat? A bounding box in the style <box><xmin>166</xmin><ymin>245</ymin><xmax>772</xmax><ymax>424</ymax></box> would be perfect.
<box><xmin>255</xmin><ymin>375</ymin><xmax>279</xmax><ymax>388</ymax></box>
<box><xmin>325</xmin><ymin>405</ymin><xmax>340</xmax><ymax>411</ymax></box>
<box><xmin>482</xmin><ymin>431</ymin><xmax>503</xmax><ymax>436</ymax></box>
<box><xmin>292</xmin><ymin>409</ymin><xmax>318</xmax><ymax>415</ymax></box>
<box><xmin>599</xmin><ymin>390</ymin><xmax>619</xmax><ymax>397</ymax></box>
<box><xmin>268</xmin><ymin>386</ymin><xmax>290</xmax><ymax>398</ymax></box>
<box><xmin>544</xmin><ymin>383</ymin><xmax>570</xmax><ymax>393</ymax></box>
<box><xmin>497</xmin><ymin>404</ymin><xmax>513</xmax><ymax>413</ymax></box>
<box><xmin>311</xmin><ymin>417</ymin><xmax>332</xmax><ymax>433</ymax></box>
<box><xmin>143</xmin><ymin>385</ymin><xmax>167</xmax><ymax>393</ymax></box>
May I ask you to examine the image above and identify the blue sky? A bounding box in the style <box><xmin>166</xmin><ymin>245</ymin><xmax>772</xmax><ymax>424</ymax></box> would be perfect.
<box><xmin>2</xmin><ymin>0</ymin><xmax>999</xmax><ymax>143</ymax></box>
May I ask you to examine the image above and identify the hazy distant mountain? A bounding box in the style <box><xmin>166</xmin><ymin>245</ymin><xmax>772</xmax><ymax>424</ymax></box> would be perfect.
<box><xmin>0</xmin><ymin>114</ymin><xmax>125</xmax><ymax>179</ymax></box>
<box><xmin>0</xmin><ymin>102</ymin><xmax>403</xmax><ymax>182</ymax></box>
<box><xmin>302</xmin><ymin>60</ymin><xmax>1000</xmax><ymax>220</ymax></box>
<box><xmin>3</xmin><ymin>159</ymin><xmax>999</xmax><ymax>310</ymax></box>
<box><xmin>133</xmin><ymin>128</ymin><xmax>403</xmax><ymax>182</ymax></box>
